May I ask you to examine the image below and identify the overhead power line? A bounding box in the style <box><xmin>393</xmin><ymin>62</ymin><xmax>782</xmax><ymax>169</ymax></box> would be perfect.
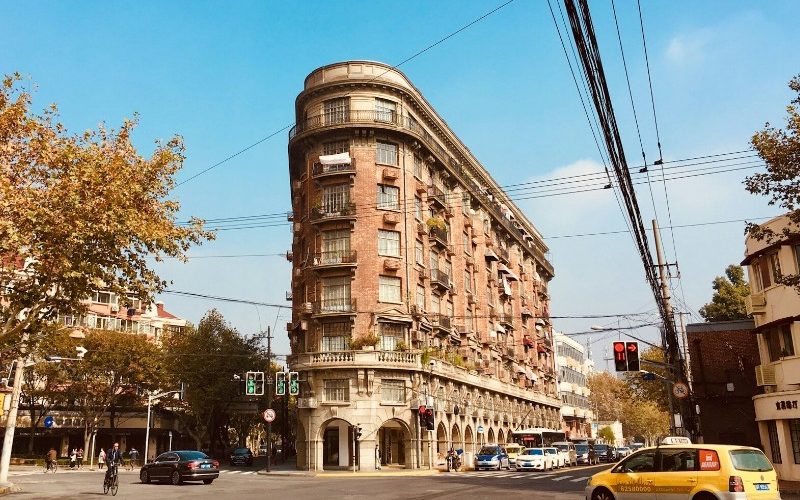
<box><xmin>175</xmin><ymin>0</ymin><xmax>517</xmax><ymax>188</ymax></box>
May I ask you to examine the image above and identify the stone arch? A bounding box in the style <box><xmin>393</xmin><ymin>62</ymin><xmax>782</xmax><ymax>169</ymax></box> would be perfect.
<box><xmin>436</xmin><ymin>421</ymin><xmax>448</xmax><ymax>458</ymax></box>
<box><xmin>377</xmin><ymin>417</ymin><xmax>413</xmax><ymax>468</ymax></box>
<box><xmin>317</xmin><ymin>417</ymin><xmax>354</xmax><ymax>469</ymax></box>
<box><xmin>451</xmin><ymin>422</ymin><xmax>462</xmax><ymax>450</ymax></box>
<box><xmin>464</xmin><ymin>425</ymin><xmax>475</xmax><ymax>454</ymax></box>
<box><xmin>498</xmin><ymin>428</ymin><xmax>506</xmax><ymax>445</ymax></box>
<box><xmin>487</xmin><ymin>427</ymin><xmax>496</xmax><ymax>444</ymax></box>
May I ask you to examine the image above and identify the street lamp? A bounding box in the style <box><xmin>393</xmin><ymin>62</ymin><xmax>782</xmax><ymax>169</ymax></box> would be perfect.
<box><xmin>144</xmin><ymin>389</ymin><xmax>182</xmax><ymax>465</ymax></box>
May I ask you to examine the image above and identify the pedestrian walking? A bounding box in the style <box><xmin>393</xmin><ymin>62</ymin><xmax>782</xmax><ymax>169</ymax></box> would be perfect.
<box><xmin>76</xmin><ymin>448</ymin><xmax>84</xmax><ymax>469</ymax></box>
<box><xmin>98</xmin><ymin>448</ymin><xmax>106</xmax><ymax>470</ymax></box>
<box><xmin>69</xmin><ymin>448</ymin><xmax>77</xmax><ymax>469</ymax></box>
<box><xmin>129</xmin><ymin>448</ymin><xmax>139</xmax><ymax>469</ymax></box>
<box><xmin>375</xmin><ymin>444</ymin><xmax>381</xmax><ymax>470</ymax></box>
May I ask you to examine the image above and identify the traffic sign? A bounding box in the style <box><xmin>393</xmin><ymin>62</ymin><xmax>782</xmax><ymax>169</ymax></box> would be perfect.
<box><xmin>263</xmin><ymin>409</ymin><xmax>276</xmax><ymax>422</ymax></box>
<box><xmin>672</xmin><ymin>381</ymin><xmax>689</xmax><ymax>400</ymax></box>
<box><xmin>44</xmin><ymin>416</ymin><xmax>54</xmax><ymax>429</ymax></box>
<box><xmin>477</xmin><ymin>425</ymin><xmax>484</xmax><ymax>434</ymax></box>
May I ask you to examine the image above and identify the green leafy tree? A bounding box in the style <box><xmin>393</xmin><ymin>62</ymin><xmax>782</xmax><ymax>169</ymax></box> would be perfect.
<box><xmin>746</xmin><ymin>75</ymin><xmax>800</xmax><ymax>291</ymax></box>
<box><xmin>623</xmin><ymin>346</ymin><xmax>671</xmax><ymax>412</ymax></box>
<box><xmin>50</xmin><ymin>330</ymin><xmax>164</xmax><ymax>454</ymax></box>
<box><xmin>597</xmin><ymin>426</ymin><xmax>615</xmax><ymax>443</ymax></box>
<box><xmin>0</xmin><ymin>73</ymin><xmax>212</xmax><ymax>345</ymax></box>
<box><xmin>698</xmin><ymin>265</ymin><xmax>750</xmax><ymax>321</ymax></box>
<box><xmin>162</xmin><ymin>310</ymin><xmax>267</xmax><ymax>454</ymax></box>
<box><xmin>587</xmin><ymin>372</ymin><xmax>631</xmax><ymax>421</ymax></box>
<box><xmin>621</xmin><ymin>400</ymin><xmax>670</xmax><ymax>446</ymax></box>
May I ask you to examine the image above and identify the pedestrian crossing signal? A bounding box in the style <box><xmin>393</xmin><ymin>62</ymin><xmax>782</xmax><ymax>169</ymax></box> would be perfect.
<box><xmin>288</xmin><ymin>371</ymin><xmax>299</xmax><ymax>396</ymax></box>
<box><xmin>246</xmin><ymin>371</ymin><xmax>257</xmax><ymax>395</ymax></box>
<box><xmin>276</xmin><ymin>371</ymin><xmax>286</xmax><ymax>396</ymax></box>
<box><xmin>613</xmin><ymin>342</ymin><xmax>627</xmax><ymax>372</ymax></box>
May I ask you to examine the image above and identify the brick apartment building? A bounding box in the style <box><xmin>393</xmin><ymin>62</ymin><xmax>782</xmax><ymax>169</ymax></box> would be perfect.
<box><xmin>286</xmin><ymin>61</ymin><xmax>561</xmax><ymax>470</ymax></box>
<box><xmin>686</xmin><ymin>319</ymin><xmax>760</xmax><ymax>448</ymax></box>
<box><xmin>743</xmin><ymin>214</ymin><xmax>800</xmax><ymax>481</ymax></box>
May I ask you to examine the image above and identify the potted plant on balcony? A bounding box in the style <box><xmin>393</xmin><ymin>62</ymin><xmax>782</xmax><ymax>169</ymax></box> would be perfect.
<box><xmin>395</xmin><ymin>341</ymin><xmax>408</xmax><ymax>352</ymax></box>
<box><xmin>350</xmin><ymin>333</ymin><xmax>379</xmax><ymax>351</ymax></box>
<box><xmin>425</xmin><ymin>216</ymin><xmax>446</xmax><ymax>231</ymax></box>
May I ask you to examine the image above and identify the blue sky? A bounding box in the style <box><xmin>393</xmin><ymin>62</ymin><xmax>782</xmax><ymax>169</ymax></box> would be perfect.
<box><xmin>4</xmin><ymin>1</ymin><xmax>799</xmax><ymax>367</ymax></box>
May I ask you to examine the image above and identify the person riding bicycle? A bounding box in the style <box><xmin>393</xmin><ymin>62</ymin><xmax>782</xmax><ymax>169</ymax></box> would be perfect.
<box><xmin>105</xmin><ymin>443</ymin><xmax>123</xmax><ymax>484</ymax></box>
<box><xmin>45</xmin><ymin>448</ymin><xmax>57</xmax><ymax>471</ymax></box>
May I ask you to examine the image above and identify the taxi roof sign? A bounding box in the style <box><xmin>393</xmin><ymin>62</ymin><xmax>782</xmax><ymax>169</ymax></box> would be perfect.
<box><xmin>661</xmin><ymin>436</ymin><xmax>692</xmax><ymax>445</ymax></box>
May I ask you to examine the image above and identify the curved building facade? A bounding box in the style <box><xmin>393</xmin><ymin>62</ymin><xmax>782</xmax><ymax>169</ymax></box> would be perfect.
<box><xmin>286</xmin><ymin>61</ymin><xmax>560</xmax><ymax>470</ymax></box>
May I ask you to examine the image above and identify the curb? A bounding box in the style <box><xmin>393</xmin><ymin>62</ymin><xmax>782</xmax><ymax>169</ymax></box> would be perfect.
<box><xmin>0</xmin><ymin>484</ymin><xmax>23</xmax><ymax>496</ymax></box>
<box><xmin>256</xmin><ymin>469</ymin><xmax>443</xmax><ymax>478</ymax></box>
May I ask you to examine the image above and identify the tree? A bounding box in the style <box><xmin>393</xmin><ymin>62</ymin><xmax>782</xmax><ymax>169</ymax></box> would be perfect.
<box><xmin>597</xmin><ymin>426</ymin><xmax>615</xmax><ymax>444</ymax></box>
<box><xmin>698</xmin><ymin>265</ymin><xmax>750</xmax><ymax>322</ymax></box>
<box><xmin>162</xmin><ymin>310</ymin><xmax>267</xmax><ymax>454</ymax></box>
<box><xmin>745</xmin><ymin>75</ymin><xmax>800</xmax><ymax>290</ymax></box>
<box><xmin>48</xmin><ymin>330</ymin><xmax>164</xmax><ymax>454</ymax></box>
<box><xmin>621</xmin><ymin>400</ymin><xmax>669</xmax><ymax>446</ymax></box>
<box><xmin>587</xmin><ymin>372</ymin><xmax>631</xmax><ymax>421</ymax></box>
<box><xmin>622</xmin><ymin>346</ymin><xmax>671</xmax><ymax>412</ymax></box>
<box><xmin>0</xmin><ymin>73</ymin><xmax>212</xmax><ymax>345</ymax></box>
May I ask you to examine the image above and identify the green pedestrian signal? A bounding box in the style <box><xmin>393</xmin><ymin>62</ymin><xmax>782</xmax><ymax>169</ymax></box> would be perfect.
<box><xmin>276</xmin><ymin>372</ymin><xmax>286</xmax><ymax>396</ymax></box>
<box><xmin>289</xmin><ymin>371</ymin><xmax>299</xmax><ymax>396</ymax></box>
<box><xmin>245</xmin><ymin>371</ymin><xmax>257</xmax><ymax>395</ymax></box>
<box><xmin>254</xmin><ymin>371</ymin><xmax>265</xmax><ymax>396</ymax></box>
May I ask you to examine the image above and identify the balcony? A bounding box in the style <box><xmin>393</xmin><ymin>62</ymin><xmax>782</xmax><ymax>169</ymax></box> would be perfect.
<box><xmin>312</xmin><ymin>250</ymin><xmax>357</xmax><ymax>269</ymax></box>
<box><xmin>290</xmin><ymin>349</ymin><xmax>421</xmax><ymax>372</ymax></box>
<box><xmin>312</xmin><ymin>159</ymin><xmax>356</xmax><ymax>179</ymax></box>
<box><xmin>499</xmin><ymin>313</ymin><xmax>514</xmax><ymax>329</ymax></box>
<box><xmin>429</xmin><ymin>226</ymin><xmax>449</xmax><ymax>248</ymax></box>
<box><xmin>497</xmin><ymin>246</ymin><xmax>510</xmax><ymax>263</ymax></box>
<box><xmin>430</xmin><ymin>314</ymin><xmax>452</xmax><ymax>332</ymax></box>
<box><xmin>428</xmin><ymin>185</ymin><xmax>447</xmax><ymax>208</ymax></box>
<box><xmin>745</xmin><ymin>292</ymin><xmax>766</xmax><ymax>315</ymax></box>
<box><xmin>313</xmin><ymin>298</ymin><xmax>357</xmax><ymax>316</ymax></box>
<box><xmin>430</xmin><ymin>269</ymin><xmax>451</xmax><ymax>291</ymax></box>
<box><xmin>310</xmin><ymin>202</ymin><xmax>357</xmax><ymax>223</ymax></box>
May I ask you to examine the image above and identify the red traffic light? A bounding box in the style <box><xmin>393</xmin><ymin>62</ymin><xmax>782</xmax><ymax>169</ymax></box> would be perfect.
<box><xmin>627</xmin><ymin>343</ymin><xmax>638</xmax><ymax>352</ymax></box>
<box><xmin>613</xmin><ymin>342</ymin><xmax>625</xmax><ymax>353</ymax></box>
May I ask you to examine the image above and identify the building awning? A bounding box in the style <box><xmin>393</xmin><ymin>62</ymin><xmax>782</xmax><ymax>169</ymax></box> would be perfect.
<box><xmin>495</xmin><ymin>324</ymin><xmax>506</xmax><ymax>334</ymax></box>
<box><xmin>526</xmin><ymin>368</ymin><xmax>537</xmax><ymax>381</ymax></box>
<box><xmin>498</xmin><ymin>264</ymin><xmax>520</xmax><ymax>281</ymax></box>
<box><xmin>501</xmin><ymin>276</ymin><xmax>512</xmax><ymax>296</ymax></box>
<box><xmin>319</xmin><ymin>152</ymin><xmax>351</xmax><ymax>165</ymax></box>
<box><xmin>521</xmin><ymin>308</ymin><xmax>533</xmax><ymax>317</ymax></box>
<box><xmin>484</xmin><ymin>249</ymin><xmax>499</xmax><ymax>261</ymax></box>
<box><xmin>516</xmin><ymin>364</ymin><xmax>525</xmax><ymax>374</ymax></box>
<box><xmin>753</xmin><ymin>315</ymin><xmax>800</xmax><ymax>333</ymax></box>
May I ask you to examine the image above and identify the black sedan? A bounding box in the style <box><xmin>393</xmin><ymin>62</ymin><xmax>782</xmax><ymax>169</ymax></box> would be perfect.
<box><xmin>230</xmin><ymin>447</ymin><xmax>254</xmax><ymax>466</ymax></box>
<box><xmin>140</xmin><ymin>450</ymin><xmax>219</xmax><ymax>485</ymax></box>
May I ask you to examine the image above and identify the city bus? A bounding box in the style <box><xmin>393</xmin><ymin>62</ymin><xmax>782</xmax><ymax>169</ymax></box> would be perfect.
<box><xmin>510</xmin><ymin>428</ymin><xmax>567</xmax><ymax>448</ymax></box>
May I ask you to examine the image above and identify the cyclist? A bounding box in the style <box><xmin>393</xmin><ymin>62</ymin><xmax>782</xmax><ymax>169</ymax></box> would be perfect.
<box><xmin>45</xmin><ymin>448</ymin><xmax>57</xmax><ymax>472</ymax></box>
<box><xmin>104</xmin><ymin>443</ymin><xmax>123</xmax><ymax>485</ymax></box>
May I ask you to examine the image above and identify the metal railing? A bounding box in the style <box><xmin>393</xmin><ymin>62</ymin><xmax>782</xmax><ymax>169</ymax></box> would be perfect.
<box><xmin>430</xmin><ymin>269</ymin><xmax>451</xmax><ymax>289</ymax></box>
<box><xmin>313</xmin><ymin>298</ymin><xmax>357</xmax><ymax>315</ymax></box>
<box><xmin>429</xmin><ymin>226</ymin><xmax>449</xmax><ymax>247</ymax></box>
<box><xmin>313</xmin><ymin>250</ymin><xmax>358</xmax><ymax>267</ymax></box>
<box><xmin>309</xmin><ymin>202</ymin><xmax>357</xmax><ymax>222</ymax></box>
<box><xmin>312</xmin><ymin>160</ymin><xmax>356</xmax><ymax>177</ymax></box>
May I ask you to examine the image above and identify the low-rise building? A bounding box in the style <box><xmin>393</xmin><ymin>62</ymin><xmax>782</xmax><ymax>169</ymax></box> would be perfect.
<box><xmin>686</xmin><ymin>319</ymin><xmax>760</xmax><ymax>448</ymax></box>
<box><xmin>592</xmin><ymin>420</ymin><xmax>624</xmax><ymax>446</ymax></box>
<box><xmin>743</xmin><ymin>214</ymin><xmax>800</xmax><ymax>480</ymax></box>
<box><xmin>554</xmin><ymin>332</ymin><xmax>593</xmax><ymax>439</ymax></box>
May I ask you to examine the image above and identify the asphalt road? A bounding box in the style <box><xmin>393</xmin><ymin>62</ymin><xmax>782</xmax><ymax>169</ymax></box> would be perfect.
<box><xmin>5</xmin><ymin>463</ymin><xmax>611</xmax><ymax>499</ymax></box>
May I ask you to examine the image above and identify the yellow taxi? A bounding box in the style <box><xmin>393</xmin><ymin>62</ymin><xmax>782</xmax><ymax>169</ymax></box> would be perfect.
<box><xmin>585</xmin><ymin>444</ymin><xmax>781</xmax><ymax>500</ymax></box>
<box><xmin>504</xmin><ymin>443</ymin><xmax>524</xmax><ymax>468</ymax></box>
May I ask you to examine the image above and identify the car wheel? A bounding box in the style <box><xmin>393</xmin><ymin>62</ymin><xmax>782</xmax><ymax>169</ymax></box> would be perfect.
<box><xmin>171</xmin><ymin>470</ymin><xmax>182</xmax><ymax>486</ymax></box>
<box><xmin>140</xmin><ymin>469</ymin><xmax>150</xmax><ymax>484</ymax></box>
<box><xmin>591</xmin><ymin>487</ymin><xmax>615</xmax><ymax>500</ymax></box>
<box><xmin>203</xmin><ymin>479</ymin><xmax>214</xmax><ymax>485</ymax></box>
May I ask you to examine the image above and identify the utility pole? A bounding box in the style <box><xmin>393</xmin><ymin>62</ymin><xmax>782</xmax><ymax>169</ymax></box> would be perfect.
<box><xmin>653</xmin><ymin>220</ymin><xmax>679</xmax><ymax>436</ymax></box>
<box><xmin>266</xmin><ymin>326</ymin><xmax>272</xmax><ymax>473</ymax></box>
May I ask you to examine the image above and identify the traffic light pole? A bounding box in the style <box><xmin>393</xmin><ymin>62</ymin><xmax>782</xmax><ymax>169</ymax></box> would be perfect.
<box><xmin>653</xmin><ymin>220</ymin><xmax>679</xmax><ymax>436</ymax></box>
<box><xmin>266</xmin><ymin>326</ymin><xmax>272</xmax><ymax>473</ymax></box>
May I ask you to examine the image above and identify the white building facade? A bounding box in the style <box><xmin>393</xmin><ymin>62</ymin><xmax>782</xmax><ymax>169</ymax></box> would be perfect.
<box><xmin>554</xmin><ymin>332</ymin><xmax>593</xmax><ymax>439</ymax></box>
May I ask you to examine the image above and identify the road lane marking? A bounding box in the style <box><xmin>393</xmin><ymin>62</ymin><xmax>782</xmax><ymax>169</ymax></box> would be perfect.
<box><xmin>571</xmin><ymin>477</ymin><xmax>588</xmax><ymax>482</ymax></box>
<box><xmin>551</xmin><ymin>476</ymin><xmax>572</xmax><ymax>481</ymax></box>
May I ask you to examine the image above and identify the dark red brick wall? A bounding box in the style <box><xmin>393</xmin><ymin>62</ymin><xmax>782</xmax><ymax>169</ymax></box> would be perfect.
<box><xmin>687</xmin><ymin>322</ymin><xmax>760</xmax><ymax>448</ymax></box>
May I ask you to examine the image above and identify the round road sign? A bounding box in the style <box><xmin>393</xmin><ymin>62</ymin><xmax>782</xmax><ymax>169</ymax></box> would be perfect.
<box><xmin>672</xmin><ymin>382</ymin><xmax>689</xmax><ymax>400</ymax></box>
<box><xmin>263</xmin><ymin>409</ymin><xmax>276</xmax><ymax>422</ymax></box>
<box><xmin>477</xmin><ymin>425</ymin><xmax>484</xmax><ymax>434</ymax></box>
<box><xmin>44</xmin><ymin>416</ymin><xmax>54</xmax><ymax>429</ymax></box>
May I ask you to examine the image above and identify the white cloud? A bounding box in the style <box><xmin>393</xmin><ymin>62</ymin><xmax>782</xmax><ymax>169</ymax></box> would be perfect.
<box><xmin>665</xmin><ymin>29</ymin><xmax>713</xmax><ymax>66</ymax></box>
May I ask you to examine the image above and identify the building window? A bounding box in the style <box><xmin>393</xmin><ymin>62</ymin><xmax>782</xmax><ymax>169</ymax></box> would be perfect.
<box><xmin>379</xmin><ymin>276</ymin><xmax>401</xmax><ymax>303</ymax></box>
<box><xmin>416</xmin><ymin>285</ymin><xmax>425</xmax><ymax>312</ymax></box>
<box><xmin>322</xmin><ymin>184</ymin><xmax>350</xmax><ymax>213</ymax></box>
<box><xmin>321</xmin><ymin>229</ymin><xmax>350</xmax><ymax>263</ymax></box>
<box><xmin>790</xmin><ymin>419</ymin><xmax>800</xmax><ymax>464</ymax></box>
<box><xmin>92</xmin><ymin>291</ymin><xmax>115</xmax><ymax>305</ymax></box>
<box><xmin>381</xmin><ymin>379</ymin><xmax>405</xmax><ymax>403</ymax></box>
<box><xmin>413</xmin><ymin>155</ymin><xmax>423</xmax><ymax>179</ymax></box>
<box><xmin>464</xmin><ymin>270</ymin><xmax>472</xmax><ymax>293</ymax></box>
<box><xmin>378</xmin><ymin>230</ymin><xmax>401</xmax><ymax>257</ymax></box>
<box><xmin>323</xmin><ymin>140</ymin><xmax>349</xmax><ymax>156</ymax></box>
<box><xmin>431</xmin><ymin>294</ymin><xmax>441</xmax><ymax>315</ymax></box>
<box><xmin>377</xmin><ymin>185</ymin><xmax>400</xmax><ymax>210</ymax></box>
<box><xmin>430</xmin><ymin>250</ymin><xmax>439</xmax><ymax>271</ymax></box>
<box><xmin>769</xmin><ymin>252</ymin><xmax>782</xmax><ymax>282</ymax></box>
<box><xmin>463</xmin><ymin>232</ymin><xmax>471</xmax><ymax>255</ymax></box>
<box><xmin>765</xmin><ymin>325</ymin><xmax>795</xmax><ymax>361</ymax></box>
<box><xmin>446</xmin><ymin>301</ymin><xmax>454</xmax><ymax>318</ymax></box>
<box><xmin>324</xmin><ymin>98</ymin><xmax>349</xmax><ymax>124</ymax></box>
<box><xmin>415</xmin><ymin>240</ymin><xmax>424</xmax><ymax>266</ymax></box>
<box><xmin>324</xmin><ymin>379</ymin><xmax>349</xmax><ymax>402</ymax></box>
<box><xmin>375</xmin><ymin>141</ymin><xmax>398</xmax><ymax>166</ymax></box>
<box><xmin>375</xmin><ymin>98</ymin><xmax>396</xmax><ymax>123</ymax></box>
<box><xmin>379</xmin><ymin>322</ymin><xmax>405</xmax><ymax>350</ymax></box>
<box><xmin>462</xmin><ymin>192</ymin><xmax>471</xmax><ymax>216</ymax></box>
<box><xmin>322</xmin><ymin>322</ymin><xmax>350</xmax><ymax>352</ymax></box>
<box><xmin>768</xmin><ymin>421</ymin><xmax>782</xmax><ymax>464</ymax></box>
<box><xmin>321</xmin><ymin>277</ymin><xmax>351</xmax><ymax>311</ymax></box>
<box><xmin>783</xmin><ymin>324</ymin><xmax>796</xmax><ymax>357</ymax></box>
<box><xmin>415</xmin><ymin>196</ymin><xmax>423</xmax><ymax>221</ymax></box>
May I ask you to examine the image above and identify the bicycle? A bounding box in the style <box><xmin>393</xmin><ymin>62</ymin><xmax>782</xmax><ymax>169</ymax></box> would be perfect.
<box><xmin>103</xmin><ymin>464</ymin><xmax>119</xmax><ymax>496</ymax></box>
<box><xmin>42</xmin><ymin>459</ymin><xmax>57</xmax><ymax>474</ymax></box>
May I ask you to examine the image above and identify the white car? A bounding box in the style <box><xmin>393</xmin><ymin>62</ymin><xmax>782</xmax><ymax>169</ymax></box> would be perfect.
<box><xmin>616</xmin><ymin>446</ymin><xmax>632</xmax><ymax>458</ymax></box>
<box><xmin>552</xmin><ymin>441</ymin><xmax>577</xmax><ymax>467</ymax></box>
<box><xmin>545</xmin><ymin>447</ymin><xmax>564</xmax><ymax>468</ymax></box>
<box><xmin>515</xmin><ymin>448</ymin><xmax>553</xmax><ymax>471</ymax></box>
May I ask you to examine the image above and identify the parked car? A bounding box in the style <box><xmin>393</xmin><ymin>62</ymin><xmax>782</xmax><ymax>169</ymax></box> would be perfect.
<box><xmin>503</xmin><ymin>443</ymin><xmax>523</xmax><ymax>468</ymax></box>
<box><xmin>544</xmin><ymin>447</ymin><xmax>563</xmax><ymax>468</ymax></box>
<box><xmin>552</xmin><ymin>441</ymin><xmax>577</xmax><ymax>467</ymax></box>
<box><xmin>629</xmin><ymin>442</ymin><xmax>645</xmax><ymax>451</ymax></box>
<box><xmin>585</xmin><ymin>444</ymin><xmax>779</xmax><ymax>500</ymax></box>
<box><xmin>139</xmin><ymin>450</ymin><xmax>219</xmax><ymax>485</ymax></box>
<box><xmin>575</xmin><ymin>443</ymin><xmax>599</xmax><ymax>465</ymax></box>
<box><xmin>474</xmin><ymin>445</ymin><xmax>510</xmax><ymax>471</ymax></box>
<box><xmin>229</xmin><ymin>448</ymin><xmax>254</xmax><ymax>466</ymax></box>
<box><xmin>616</xmin><ymin>446</ymin><xmax>632</xmax><ymax>458</ymax></box>
<box><xmin>593</xmin><ymin>444</ymin><xmax>614</xmax><ymax>463</ymax></box>
<box><xmin>515</xmin><ymin>448</ymin><xmax>553</xmax><ymax>471</ymax></box>
<box><xmin>258</xmin><ymin>444</ymin><xmax>268</xmax><ymax>456</ymax></box>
